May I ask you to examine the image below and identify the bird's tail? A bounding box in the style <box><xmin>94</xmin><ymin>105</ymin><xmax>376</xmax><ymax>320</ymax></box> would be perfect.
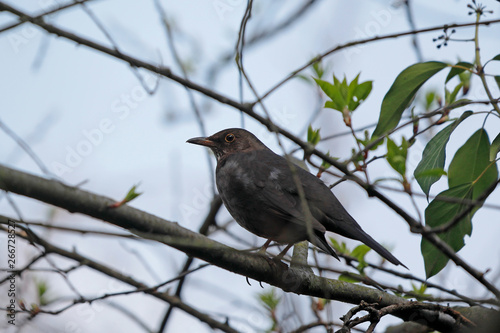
<box><xmin>313</xmin><ymin>233</ymin><xmax>340</xmax><ymax>261</ymax></box>
<box><xmin>355</xmin><ymin>230</ymin><xmax>408</xmax><ymax>269</ymax></box>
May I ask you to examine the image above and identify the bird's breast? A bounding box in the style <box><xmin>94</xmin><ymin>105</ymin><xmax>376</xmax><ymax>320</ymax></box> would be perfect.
<box><xmin>214</xmin><ymin>153</ymin><xmax>316</xmax><ymax>243</ymax></box>
<box><xmin>216</xmin><ymin>158</ymin><xmax>254</xmax><ymax>190</ymax></box>
<box><xmin>215</xmin><ymin>157</ymin><xmax>267</xmax><ymax>232</ymax></box>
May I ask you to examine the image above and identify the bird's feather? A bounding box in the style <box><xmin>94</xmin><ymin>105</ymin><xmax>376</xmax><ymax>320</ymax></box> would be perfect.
<box><xmin>192</xmin><ymin>128</ymin><xmax>407</xmax><ymax>267</ymax></box>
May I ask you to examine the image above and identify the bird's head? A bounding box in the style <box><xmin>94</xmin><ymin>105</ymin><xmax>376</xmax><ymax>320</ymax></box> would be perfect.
<box><xmin>187</xmin><ymin>128</ymin><xmax>267</xmax><ymax>162</ymax></box>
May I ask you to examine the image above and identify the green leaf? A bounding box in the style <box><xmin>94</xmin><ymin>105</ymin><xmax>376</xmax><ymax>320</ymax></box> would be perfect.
<box><xmin>320</xmin><ymin>151</ymin><xmax>333</xmax><ymax>170</ymax></box>
<box><xmin>412</xmin><ymin>282</ymin><xmax>428</xmax><ymax>295</ymax></box>
<box><xmin>448</xmin><ymin>129</ymin><xmax>499</xmax><ymax>199</ymax></box>
<box><xmin>296</xmin><ymin>74</ymin><xmax>312</xmax><ymax>83</ymax></box>
<box><xmin>414</xmin><ymin>111</ymin><xmax>472</xmax><ymax>198</ymax></box>
<box><xmin>333</xmin><ymin>75</ymin><xmax>341</xmax><ymax>86</ymax></box>
<box><xmin>424</xmin><ymin>90</ymin><xmax>438</xmax><ymax>110</ymax></box>
<box><xmin>348</xmin><ymin>80</ymin><xmax>373</xmax><ymax>111</ymax></box>
<box><xmin>457</xmin><ymin>70</ymin><xmax>471</xmax><ymax>95</ymax></box>
<box><xmin>351</xmin><ymin>244</ymin><xmax>371</xmax><ymax>260</ymax></box>
<box><xmin>314</xmin><ymin>78</ymin><xmax>336</xmax><ymax>100</ymax></box>
<box><xmin>316</xmin><ymin>74</ymin><xmax>372</xmax><ymax>113</ymax></box>
<box><xmin>354</xmin><ymin>81</ymin><xmax>373</xmax><ymax>101</ymax></box>
<box><xmin>316</xmin><ymin>78</ymin><xmax>342</xmax><ymax>105</ymax></box>
<box><xmin>444</xmin><ymin>88</ymin><xmax>450</xmax><ymax>104</ymax></box>
<box><xmin>445</xmin><ymin>83</ymin><xmax>463</xmax><ymax>105</ymax></box>
<box><xmin>257</xmin><ymin>288</ymin><xmax>281</xmax><ymax>311</ymax></box>
<box><xmin>347</xmin><ymin>73</ymin><xmax>360</xmax><ymax>104</ymax></box>
<box><xmin>422</xmin><ymin>129</ymin><xmax>499</xmax><ymax>278</ymax></box>
<box><xmin>414</xmin><ymin>168</ymin><xmax>447</xmax><ymax>179</ymax></box>
<box><xmin>35</xmin><ymin>279</ymin><xmax>52</xmax><ymax>306</ymax></box>
<box><xmin>490</xmin><ymin>54</ymin><xmax>500</xmax><ymax>62</ymax></box>
<box><xmin>315</xmin><ymin>77</ymin><xmax>346</xmax><ymax>112</ymax></box>
<box><xmin>351</xmin><ymin>244</ymin><xmax>371</xmax><ymax>272</ymax></box>
<box><xmin>339</xmin><ymin>76</ymin><xmax>348</xmax><ymax>101</ymax></box>
<box><xmin>37</xmin><ymin>281</ymin><xmax>48</xmax><ymax>295</ymax></box>
<box><xmin>495</xmin><ymin>76</ymin><xmax>500</xmax><ymax>90</ymax></box>
<box><xmin>386</xmin><ymin>137</ymin><xmax>408</xmax><ymax>177</ymax></box>
<box><xmin>307</xmin><ymin>125</ymin><xmax>321</xmax><ymax>146</ymax></box>
<box><xmin>372</xmin><ymin>61</ymin><xmax>448</xmax><ymax>138</ymax></box>
<box><xmin>323</xmin><ymin>100</ymin><xmax>340</xmax><ymax>110</ymax></box>
<box><xmin>312</xmin><ymin>61</ymin><xmax>326</xmax><ymax>79</ymax></box>
<box><xmin>490</xmin><ymin>133</ymin><xmax>500</xmax><ymax>161</ymax></box>
<box><xmin>421</xmin><ymin>184</ymin><xmax>473</xmax><ymax>278</ymax></box>
<box><xmin>329</xmin><ymin>237</ymin><xmax>348</xmax><ymax>254</ymax></box>
<box><xmin>410</xmin><ymin>283</ymin><xmax>432</xmax><ymax>301</ymax></box>
<box><xmin>124</xmin><ymin>184</ymin><xmax>142</xmax><ymax>203</ymax></box>
<box><xmin>357</xmin><ymin>130</ymin><xmax>385</xmax><ymax>151</ymax></box>
<box><xmin>347</xmin><ymin>99</ymin><xmax>360</xmax><ymax>112</ymax></box>
<box><xmin>445</xmin><ymin>61</ymin><xmax>474</xmax><ymax>83</ymax></box>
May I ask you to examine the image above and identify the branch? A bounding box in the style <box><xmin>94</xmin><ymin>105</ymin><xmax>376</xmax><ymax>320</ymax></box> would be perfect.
<box><xmin>419</xmin><ymin>179</ymin><xmax>500</xmax><ymax>234</ymax></box>
<box><xmin>401</xmin><ymin>0</ymin><xmax>424</xmax><ymax>62</ymax></box>
<box><xmin>1</xmin><ymin>0</ymin><xmax>497</xmax><ymax>301</ymax></box>
<box><xmin>0</xmin><ymin>118</ymin><xmax>52</xmax><ymax>177</ymax></box>
<box><xmin>258</xmin><ymin>18</ymin><xmax>500</xmax><ymax>101</ymax></box>
<box><xmin>0</xmin><ymin>0</ymin><xmax>98</xmax><ymax>34</ymax></box>
<box><xmin>158</xmin><ymin>195</ymin><xmax>222</xmax><ymax>332</ymax></box>
<box><xmin>0</xmin><ymin>163</ymin><xmax>477</xmax><ymax>331</ymax></box>
<box><xmin>339</xmin><ymin>300</ymin><xmax>483</xmax><ymax>333</ymax></box>
<box><xmin>11</xmin><ymin>225</ymin><xmax>238</xmax><ymax>333</ymax></box>
<box><xmin>153</xmin><ymin>0</ymin><xmax>215</xmax><ymax>195</ymax></box>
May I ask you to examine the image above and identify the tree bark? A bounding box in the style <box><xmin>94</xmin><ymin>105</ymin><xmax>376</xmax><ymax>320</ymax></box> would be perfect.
<box><xmin>0</xmin><ymin>164</ymin><xmax>495</xmax><ymax>332</ymax></box>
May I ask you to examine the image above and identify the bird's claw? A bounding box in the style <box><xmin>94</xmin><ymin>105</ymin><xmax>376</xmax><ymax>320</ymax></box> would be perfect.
<box><xmin>245</xmin><ymin>276</ymin><xmax>264</xmax><ymax>288</ymax></box>
<box><xmin>262</xmin><ymin>255</ymin><xmax>288</xmax><ymax>271</ymax></box>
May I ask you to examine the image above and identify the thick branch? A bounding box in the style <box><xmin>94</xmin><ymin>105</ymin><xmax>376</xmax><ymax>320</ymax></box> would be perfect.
<box><xmin>0</xmin><ymin>164</ymin><xmax>472</xmax><ymax>332</ymax></box>
<box><xmin>1</xmin><ymin>0</ymin><xmax>498</xmax><ymax>309</ymax></box>
<box><xmin>20</xmin><ymin>226</ymin><xmax>238</xmax><ymax>333</ymax></box>
<box><xmin>0</xmin><ymin>164</ymin><xmax>398</xmax><ymax>303</ymax></box>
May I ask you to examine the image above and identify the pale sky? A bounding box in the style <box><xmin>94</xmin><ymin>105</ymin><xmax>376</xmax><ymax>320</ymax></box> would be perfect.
<box><xmin>1</xmin><ymin>0</ymin><xmax>499</xmax><ymax>332</ymax></box>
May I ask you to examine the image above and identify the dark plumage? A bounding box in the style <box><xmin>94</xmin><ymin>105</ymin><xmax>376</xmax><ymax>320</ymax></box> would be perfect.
<box><xmin>187</xmin><ymin>128</ymin><xmax>406</xmax><ymax>268</ymax></box>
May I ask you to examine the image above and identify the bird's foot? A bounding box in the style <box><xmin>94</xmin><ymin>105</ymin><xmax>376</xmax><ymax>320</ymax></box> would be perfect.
<box><xmin>261</xmin><ymin>255</ymin><xmax>288</xmax><ymax>271</ymax></box>
<box><xmin>257</xmin><ymin>247</ymin><xmax>268</xmax><ymax>256</ymax></box>
<box><xmin>255</xmin><ymin>240</ymin><xmax>288</xmax><ymax>270</ymax></box>
<box><xmin>257</xmin><ymin>239</ymin><xmax>273</xmax><ymax>255</ymax></box>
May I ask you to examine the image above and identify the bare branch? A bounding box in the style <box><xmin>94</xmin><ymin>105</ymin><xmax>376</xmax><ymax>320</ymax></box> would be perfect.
<box><xmin>258</xmin><ymin>18</ymin><xmax>500</xmax><ymax>102</ymax></box>
<box><xmin>0</xmin><ymin>163</ymin><xmax>493</xmax><ymax>331</ymax></box>
<box><xmin>0</xmin><ymin>118</ymin><xmax>53</xmax><ymax>177</ymax></box>
<box><xmin>8</xmin><ymin>224</ymin><xmax>239</xmax><ymax>333</ymax></box>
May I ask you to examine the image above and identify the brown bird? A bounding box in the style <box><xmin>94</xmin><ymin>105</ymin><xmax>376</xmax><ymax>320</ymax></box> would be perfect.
<box><xmin>187</xmin><ymin>128</ymin><xmax>406</xmax><ymax>268</ymax></box>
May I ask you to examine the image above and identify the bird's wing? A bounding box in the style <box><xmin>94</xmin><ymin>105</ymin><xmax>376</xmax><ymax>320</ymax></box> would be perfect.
<box><xmin>290</xmin><ymin>158</ymin><xmax>407</xmax><ymax>267</ymax></box>
<box><xmin>250</xmin><ymin>151</ymin><xmax>406</xmax><ymax>267</ymax></box>
<box><xmin>253</xmin><ymin>150</ymin><xmax>369</xmax><ymax>239</ymax></box>
<box><xmin>282</xmin><ymin>159</ymin><xmax>366</xmax><ymax>238</ymax></box>
<box><xmin>249</xmin><ymin>151</ymin><xmax>327</xmax><ymax>234</ymax></box>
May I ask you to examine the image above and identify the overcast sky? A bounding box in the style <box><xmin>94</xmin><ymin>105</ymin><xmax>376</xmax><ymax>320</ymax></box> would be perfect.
<box><xmin>1</xmin><ymin>0</ymin><xmax>499</xmax><ymax>332</ymax></box>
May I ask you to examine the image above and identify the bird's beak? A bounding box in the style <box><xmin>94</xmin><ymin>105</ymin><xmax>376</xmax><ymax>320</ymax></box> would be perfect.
<box><xmin>186</xmin><ymin>136</ymin><xmax>216</xmax><ymax>147</ymax></box>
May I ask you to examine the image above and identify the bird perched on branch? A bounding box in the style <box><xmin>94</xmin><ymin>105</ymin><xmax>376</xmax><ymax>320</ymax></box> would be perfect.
<box><xmin>187</xmin><ymin>128</ymin><xmax>406</xmax><ymax>268</ymax></box>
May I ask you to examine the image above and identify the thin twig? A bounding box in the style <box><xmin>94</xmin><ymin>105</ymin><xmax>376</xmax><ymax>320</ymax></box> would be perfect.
<box><xmin>153</xmin><ymin>0</ymin><xmax>215</xmax><ymax>194</ymax></box>
<box><xmin>0</xmin><ymin>118</ymin><xmax>53</xmax><ymax>177</ymax></box>
<box><xmin>402</xmin><ymin>0</ymin><xmax>424</xmax><ymax>62</ymax></box>
<box><xmin>258</xmin><ymin>18</ymin><xmax>500</xmax><ymax>102</ymax></box>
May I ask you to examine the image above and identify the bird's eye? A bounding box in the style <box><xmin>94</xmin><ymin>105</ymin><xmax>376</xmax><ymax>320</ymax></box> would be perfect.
<box><xmin>225</xmin><ymin>133</ymin><xmax>235</xmax><ymax>143</ymax></box>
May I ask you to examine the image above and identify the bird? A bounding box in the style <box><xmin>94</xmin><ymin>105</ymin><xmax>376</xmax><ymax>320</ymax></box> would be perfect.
<box><xmin>187</xmin><ymin>128</ymin><xmax>406</xmax><ymax>268</ymax></box>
